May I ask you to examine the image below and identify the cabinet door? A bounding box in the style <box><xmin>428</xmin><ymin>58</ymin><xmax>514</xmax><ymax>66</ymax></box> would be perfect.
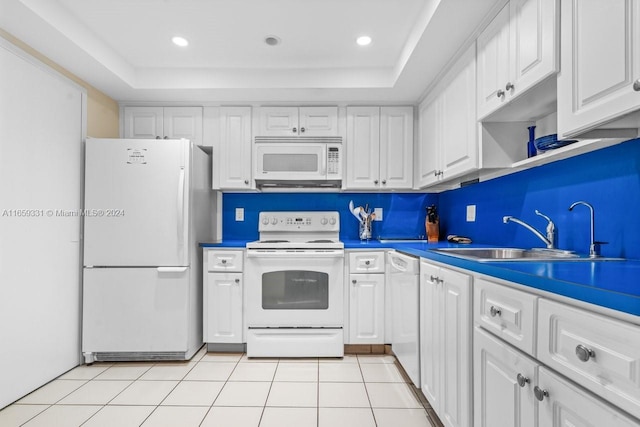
<box><xmin>349</xmin><ymin>274</ymin><xmax>384</xmax><ymax>344</ymax></box>
<box><xmin>380</xmin><ymin>106</ymin><xmax>413</xmax><ymax>189</ymax></box>
<box><xmin>346</xmin><ymin>107</ymin><xmax>381</xmax><ymax>189</ymax></box>
<box><xmin>299</xmin><ymin>106</ymin><xmax>338</xmax><ymax>136</ymax></box>
<box><xmin>440</xmin><ymin>267</ymin><xmax>473</xmax><ymax>427</ymax></box>
<box><xmin>558</xmin><ymin>0</ymin><xmax>640</xmax><ymax>138</ymax></box>
<box><xmin>441</xmin><ymin>44</ymin><xmax>478</xmax><ymax>181</ymax></box>
<box><xmin>420</xmin><ymin>261</ymin><xmax>441</xmax><ymax>412</ymax></box>
<box><xmin>416</xmin><ymin>97</ymin><xmax>440</xmax><ymax>188</ymax></box>
<box><xmin>123</xmin><ymin>106</ymin><xmax>163</xmax><ymax>139</ymax></box>
<box><xmin>477</xmin><ymin>4</ymin><xmax>510</xmax><ymax>119</ymax></box>
<box><xmin>257</xmin><ymin>107</ymin><xmax>299</xmax><ymax>136</ymax></box>
<box><xmin>163</xmin><ymin>107</ymin><xmax>203</xmax><ymax>144</ymax></box>
<box><xmin>474</xmin><ymin>327</ymin><xmax>537</xmax><ymax>427</ymax></box>
<box><xmin>204</xmin><ymin>272</ymin><xmax>242</xmax><ymax>343</ymax></box>
<box><xmin>218</xmin><ymin>107</ymin><xmax>252</xmax><ymax>189</ymax></box>
<box><xmin>537</xmin><ymin>367</ymin><xmax>640</xmax><ymax>427</ymax></box>
<box><xmin>509</xmin><ymin>0</ymin><xmax>558</xmax><ymax>98</ymax></box>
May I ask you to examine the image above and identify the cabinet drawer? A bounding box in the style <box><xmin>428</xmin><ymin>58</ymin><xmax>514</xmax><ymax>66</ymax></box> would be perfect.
<box><xmin>538</xmin><ymin>298</ymin><xmax>640</xmax><ymax>419</ymax></box>
<box><xmin>474</xmin><ymin>277</ymin><xmax>537</xmax><ymax>356</ymax></box>
<box><xmin>206</xmin><ymin>250</ymin><xmax>243</xmax><ymax>272</ymax></box>
<box><xmin>349</xmin><ymin>252</ymin><xmax>385</xmax><ymax>273</ymax></box>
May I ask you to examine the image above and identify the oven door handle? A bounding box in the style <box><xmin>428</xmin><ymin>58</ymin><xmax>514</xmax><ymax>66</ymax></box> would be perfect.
<box><xmin>246</xmin><ymin>250</ymin><xmax>344</xmax><ymax>258</ymax></box>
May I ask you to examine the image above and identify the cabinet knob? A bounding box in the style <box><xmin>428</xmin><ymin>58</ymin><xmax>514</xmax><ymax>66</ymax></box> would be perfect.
<box><xmin>244</xmin><ymin>180</ymin><xmax>249</xmax><ymax>185</ymax></box>
<box><xmin>633</xmin><ymin>79</ymin><xmax>640</xmax><ymax>91</ymax></box>
<box><xmin>155</xmin><ymin>136</ymin><xmax>161</xmax><ymax>140</ymax></box>
<box><xmin>516</xmin><ymin>374</ymin><xmax>530</xmax><ymax>387</ymax></box>
<box><xmin>365</xmin><ymin>260</ymin><xmax>371</xmax><ymax>265</ymax></box>
<box><xmin>234</xmin><ymin>278</ymin><xmax>240</xmax><ymax>284</ymax></box>
<box><xmin>489</xmin><ymin>306</ymin><xmax>502</xmax><ymax>317</ymax></box>
<box><xmin>300</xmin><ymin>127</ymin><xmax>306</xmax><ymax>133</ymax></box>
<box><xmin>382</xmin><ymin>180</ymin><xmax>387</xmax><ymax>185</ymax></box>
<box><xmin>575</xmin><ymin>344</ymin><xmax>595</xmax><ymax>362</ymax></box>
<box><xmin>505</xmin><ymin>82</ymin><xmax>514</xmax><ymax>91</ymax></box>
<box><xmin>292</xmin><ymin>127</ymin><xmax>297</xmax><ymax>133</ymax></box>
<box><xmin>221</xmin><ymin>259</ymin><xmax>227</xmax><ymax>264</ymax></box>
<box><xmin>533</xmin><ymin>386</ymin><xmax>549</xmax><ymax>401</ymax></box>
<box><xmin>496</xmin><ymin>89</ymin><xmax>505</xmax><ymax>98</ymax></box>
<box><xmin>352</xmin><ymin>279</ymin><xmax>357</xmax><ymax>285</ymax></box>
<box><xmin>430</xmin><ymin>275</ymin><xmax>438</xmax><ymax>282</ymax></box>
<box><xmin>163</xmin><ymin>136</ymin><xmax>169</xmax><ymax>139</ymax></box>
<box><xmin>374</xmin><ymin>180</ymin><xmax>379</xmax><ymax>184</ymax></box>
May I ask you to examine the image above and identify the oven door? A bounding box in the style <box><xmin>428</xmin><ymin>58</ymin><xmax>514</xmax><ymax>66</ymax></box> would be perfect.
<box><xmin>245</xmin><ymin>250</ymin><xmax>344</xmax><ymax>327</ymax></box>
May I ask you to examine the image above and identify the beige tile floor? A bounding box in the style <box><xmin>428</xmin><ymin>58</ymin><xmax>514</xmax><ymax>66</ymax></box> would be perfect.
<box><xmin>0</xmin><ymin>348</ymin><xmax>436</xmax><ymax>427</ymax></box>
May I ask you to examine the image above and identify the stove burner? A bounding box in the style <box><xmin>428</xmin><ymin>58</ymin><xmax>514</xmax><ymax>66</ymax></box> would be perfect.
<box><xmin>306</xmin><ymin>239</ymin><xmax>335</xmax><ymax>243</ymax></box>
<box><xmin>259</xmin><ymin>239</ymin><xmax>289</xmax><ymax>243</ymax></box>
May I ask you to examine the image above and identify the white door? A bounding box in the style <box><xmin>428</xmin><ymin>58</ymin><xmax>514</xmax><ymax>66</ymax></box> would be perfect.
<box><xmin>219</xmin><ymin>106</ymin><xmax>252</xmax><ymax>189</ymax></box>
<box><xmin>420</xmin><ymin>261</ymin><xmax>441</xmax><ymax>411</ymax></box>
<box><xmin>349</xmin><ymin>274</ymin><xmax>385</xmax><ymax>344</ymax></box>
<box><xmin>299</xmin><ymin>106</ymin><xmax>339</xmax><ymax>136</ymax></box>
<box><xmin>84</xmin><ymin>138</ymin><xmax>190</xmax><ymax>266</ymax></box>
<box><xmin>477</xmin><ymin>4</ymin><xmax>510</xmax><ymax>119</ymax></box>
<box><xmin>258</xmin><ymin>107</ymin><xmax>299</xmax><ymax>136</ymax></box>
<box><xmin>558</xmin><ymin>0</ymin><xmax>640</xmax><ymax>138</ymax></box>
<box><xmin>380</xmin><ymin>106</ymin><xmax>413</xmax><ymax>189</ymax></box>
<box><xmin>416</xmin><ymin>97</ymin><xmax>440</xmax><ymax>188</ymax></box>
<box><xmin>346</xmin><ymin>106</ymin><xmax>381</xmax><ymax>189</ymax></box>
<box><xmin>537</xmin><ymin>367</ymin><xmax>640</xmax><ymax>427</ymax></box>
<box><xmin>440</xmin><ymin>267</ymin><xmax>472</xmax><ymax>427</ymax></box>
<box><xmin>82</xmin><ymin>267</ymin><xmax>190</xmax><ymax>352</ymax></box>
<box><xmin>124</xmin><ymin>107</ymin><xmax>163</xmax><ymax>139</ymax></box>
<box><xmin>163</xmin><ymin>107</ymin><xmax>203</xmax><ymax>144</ymax></box>
<box><xmin>474</xmin><ymin>327</ymin><xmax>537</xmax><ymax>427</ymax></box>
<box><xmin>205</xmin><ymin>272</ymin><xmax>243</xmax><ymax>343</ymax></box>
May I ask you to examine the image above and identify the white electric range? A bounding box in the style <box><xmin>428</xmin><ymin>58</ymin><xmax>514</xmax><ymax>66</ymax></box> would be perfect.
<box><xmin>245</xmin><ymin>211</ymin><xmax>344</xmax><ymax>358</ymax></box>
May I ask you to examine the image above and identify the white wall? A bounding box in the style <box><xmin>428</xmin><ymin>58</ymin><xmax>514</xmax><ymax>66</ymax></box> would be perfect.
<box><xmin>0</xmin><ymin>37</ymin><xmax>85</xmax><ymax>408</ymax></box>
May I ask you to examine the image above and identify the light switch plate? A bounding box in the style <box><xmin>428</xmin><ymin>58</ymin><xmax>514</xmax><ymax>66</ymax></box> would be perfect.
<box><xmin>235</xmin><ymin>207</ymin><xmax>244</xmax><ymax>221</ymax></box>
<box><xmin>466</xmin><ymin>205</ymin><xmax>476</xmax><ymax>222</ymax></box>
<box><xmin>374</xmin><ymin>207</ymin><xmax>383</xmax><ymax>221</ymax></box>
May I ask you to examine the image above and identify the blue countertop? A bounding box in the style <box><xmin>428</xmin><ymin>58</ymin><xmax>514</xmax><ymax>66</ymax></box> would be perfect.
<box><xmin>201</xmin><ymin>239</ymin><xmax>640</xmax><ymax>317</ymax></box>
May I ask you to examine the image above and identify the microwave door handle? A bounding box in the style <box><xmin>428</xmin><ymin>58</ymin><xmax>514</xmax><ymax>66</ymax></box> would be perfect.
<box><xmin>322</xmin><ymin>149</ymin><xmax>327</xmax><ymax>176</ymax></box>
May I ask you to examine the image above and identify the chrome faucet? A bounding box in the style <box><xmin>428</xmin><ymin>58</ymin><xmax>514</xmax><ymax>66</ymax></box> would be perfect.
<box><xmin>569</xmin><ymin>201</ymin><xmax>603</xmax><ymax>258</ymax></box>
<box><xmin>503</xmin><ymin>210</ymin><xmax>556</xmax><ymax>249</ymax></box>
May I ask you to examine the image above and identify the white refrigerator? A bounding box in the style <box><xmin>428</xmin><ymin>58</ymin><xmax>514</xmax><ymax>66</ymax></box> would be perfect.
<box><xmin>82</xmin><ymin>138</ymin><xmax>218</xmax><ymax>363</ymax></box>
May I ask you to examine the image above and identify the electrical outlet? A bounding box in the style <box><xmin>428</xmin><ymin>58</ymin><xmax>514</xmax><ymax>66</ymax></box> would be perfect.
<box><xmin>466</xmin><ymin>205</ymin><xmax>476</xmax><ymax>222</ymax></box>
<box><xmin>374</xmin><ymin>207</ymin><xmax>383</xmax><ymax>221</ymax></box>
<box><xmin>235</xmin><ymin>207</ymin><xmax>244</xmax><ymax>221</ymax></box>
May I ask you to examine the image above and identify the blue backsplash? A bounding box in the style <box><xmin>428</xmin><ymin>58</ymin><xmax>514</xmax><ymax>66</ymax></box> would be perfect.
<box><xmin>222</xmin><ymin>192</ymin><xmax>437</xmax><ymax>241</ymax></box>
<box><xmin>221</xmin><ymin>137</ymin><xmax>640</xmax><ymax>259</ymax></box>
<box><xmin>438</xmin><ymin>137</ymin><xmax>640</xmax><ymax>259</ymax></box>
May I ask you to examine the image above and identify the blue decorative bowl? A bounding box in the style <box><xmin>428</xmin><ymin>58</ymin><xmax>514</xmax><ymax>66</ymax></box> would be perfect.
<box><xmin>534</xmin><ymin>134</ymin><xmax>578</xmax><ymax>151</ymax></box>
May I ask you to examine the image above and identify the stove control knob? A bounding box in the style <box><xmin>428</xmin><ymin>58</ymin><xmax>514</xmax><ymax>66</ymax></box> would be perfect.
<box><xmin>329</xmin><ymin>218</ymin><xmax>336</xmax><ymax>225</ymax></box>
<box><xmin>321</xmin><ymin>218</ymin><xmax>328</xmax><ymax>225</ymax></box>
<box><xmin>271</xmin><ymin>218</ymin><xmax>278</xmax><ymax>225</ymax></box>
<box><xmin>261</xmin><ymin>217</ymin><xmax>269</xmax><ymax>225</ymax></box>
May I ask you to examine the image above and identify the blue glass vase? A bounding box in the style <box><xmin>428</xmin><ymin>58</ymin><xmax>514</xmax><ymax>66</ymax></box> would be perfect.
<box><xmin>527</xmin><ymin>126</ymin><xmax>537</xmax><ymax>158</ymax></box>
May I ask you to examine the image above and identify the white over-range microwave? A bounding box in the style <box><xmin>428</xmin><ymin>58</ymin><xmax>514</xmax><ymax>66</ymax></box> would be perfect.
<box><xmin>253</xmin><ymin>136</ymin><xmax>343</xmax><ymax>188</ymax></box>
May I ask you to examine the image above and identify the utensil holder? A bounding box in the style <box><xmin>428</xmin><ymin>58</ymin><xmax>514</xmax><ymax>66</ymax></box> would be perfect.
<box><xmin>359</xmin><ymin>220</ymin><xmax>372</xmax><ymax>240</ymax></box>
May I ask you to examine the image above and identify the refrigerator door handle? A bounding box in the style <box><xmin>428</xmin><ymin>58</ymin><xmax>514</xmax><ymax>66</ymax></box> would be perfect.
<box><xmin>177</xmin><ymin>167</ymin><xmax>185</xmax><ymax>255</ymax></box>
<box><xmin>157</xmin><ymin>267</ymin><xmax>188</xmax><ymax>273</ymax></box>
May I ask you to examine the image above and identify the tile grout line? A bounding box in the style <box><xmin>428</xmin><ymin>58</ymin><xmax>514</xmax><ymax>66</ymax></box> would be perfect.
<box><xmin>198</xmin><ymin>351</ymin><xmax>243</xmax><ymax>426</ymax></box>
<box><xmin>356</xmin><ymin>355</ymin><xmax>379</xmax><ymax>427</ymax></box>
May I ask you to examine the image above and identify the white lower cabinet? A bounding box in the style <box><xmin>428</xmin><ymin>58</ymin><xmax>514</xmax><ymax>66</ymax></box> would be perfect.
<box><xmin>348</xmin><ymin>251</ymin><xmax>385</xmax><ymax>344</ymax></box>
<box><xmin>203</xmin><ymin>249</ymin><xmax>243</xmax><ymax>344</ymax></box>
<box><xmin>420</xmin><ymin>260</ymin><xmax>472</xmax><ymax>427</ymax></box>
<box><xmin>475</xmin><ymin>277</ymin><xmax>640</xmax><ymax>427</ymax></box>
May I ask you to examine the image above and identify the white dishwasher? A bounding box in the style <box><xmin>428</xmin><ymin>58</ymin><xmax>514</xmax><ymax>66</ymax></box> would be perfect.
<box><xmin>387</xmin><ymin>251</ymin><xmax>420</xmax><ymax>386</ymax></box>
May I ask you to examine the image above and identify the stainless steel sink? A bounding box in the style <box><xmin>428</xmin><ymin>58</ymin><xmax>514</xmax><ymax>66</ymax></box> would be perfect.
<box><xmin>430</xmin><ymin>247</ymin><xmax>623</xmax><ymax>262</ymax></box>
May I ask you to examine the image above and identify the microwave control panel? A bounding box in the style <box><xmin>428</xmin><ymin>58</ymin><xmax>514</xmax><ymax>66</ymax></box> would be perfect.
<box><xmin>327</xmin><ymin>146</ymin><xmax>341</xmax><ymax>175</ymax></box>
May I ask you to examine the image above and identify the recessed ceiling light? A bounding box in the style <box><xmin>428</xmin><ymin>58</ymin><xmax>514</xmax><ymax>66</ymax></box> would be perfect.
<box><xmin>171</xmin><ymin>36</ymin><xmax>189</xmax><ymax>47</ymax></box>
<box><xmin>264</xmin><ymin>36</ymin><xmax>281</xmax><ymax>46</ymax></box>
<box><xmin>356</xmin><ymin>36</ymin><xmax>372</xmax><ymax>46</ymax></box>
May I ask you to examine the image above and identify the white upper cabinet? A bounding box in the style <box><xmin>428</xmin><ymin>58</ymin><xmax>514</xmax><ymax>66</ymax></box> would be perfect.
<box><xmin>558</xmin><ymin>0</ymin><xmax>640</xmax><ymax>138</ymax></box>
<box><xmin>256</xmin><ymin>106</ymin><xmax>338</xmax><ymax>136</ymax></box>
<box><xmin>477</xmin><ymin>0</ymin><xmax>558</xmax><ymax>120</ymax></box>
<box><xmin>123</xmin><ymin>106</ymin><xmax>203</xmax><ymax>144</ymax></box>
<box><xmin>346</xmin><ymin>106</ymin><xmax>413</xmax><ymax>190</ymax></box>
<box><xmin>217</xmin><ymin>107</ymin><xmax>253</xmax><ymax>190</ymax></box>
<box><xmin>416</xmin><ymin>44</ymin><xmax>477</xmax><ymax>189</ymax></box>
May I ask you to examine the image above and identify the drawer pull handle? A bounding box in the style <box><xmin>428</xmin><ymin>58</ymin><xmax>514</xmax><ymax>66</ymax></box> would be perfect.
<box><xmin>365</xmin><ymin>260</ymin><xmax>371</xmax><ymax>266</ymax></box>
<box><xmin>516</xmin><ymin>374</ymin><xmax>530</xmax><ymax>387</ymax></box>
<box><xmin>489</xmin><ymin>306</ymin><xmax>502</xmax><ymax>317</ymax></box>
<box><xmin>534</xmin><ymin>386</ymin><xmax>549</xmax><ymax>401</ymax></box>
<box><xmin>575</xmin><ymin>344</ymin><xmax>595</xmax><ymax>362</ymax></box>
<box><xmin>221</xmin><ymin>259</ymin><xmax>227</xmax><ymax>264</ymax></box>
